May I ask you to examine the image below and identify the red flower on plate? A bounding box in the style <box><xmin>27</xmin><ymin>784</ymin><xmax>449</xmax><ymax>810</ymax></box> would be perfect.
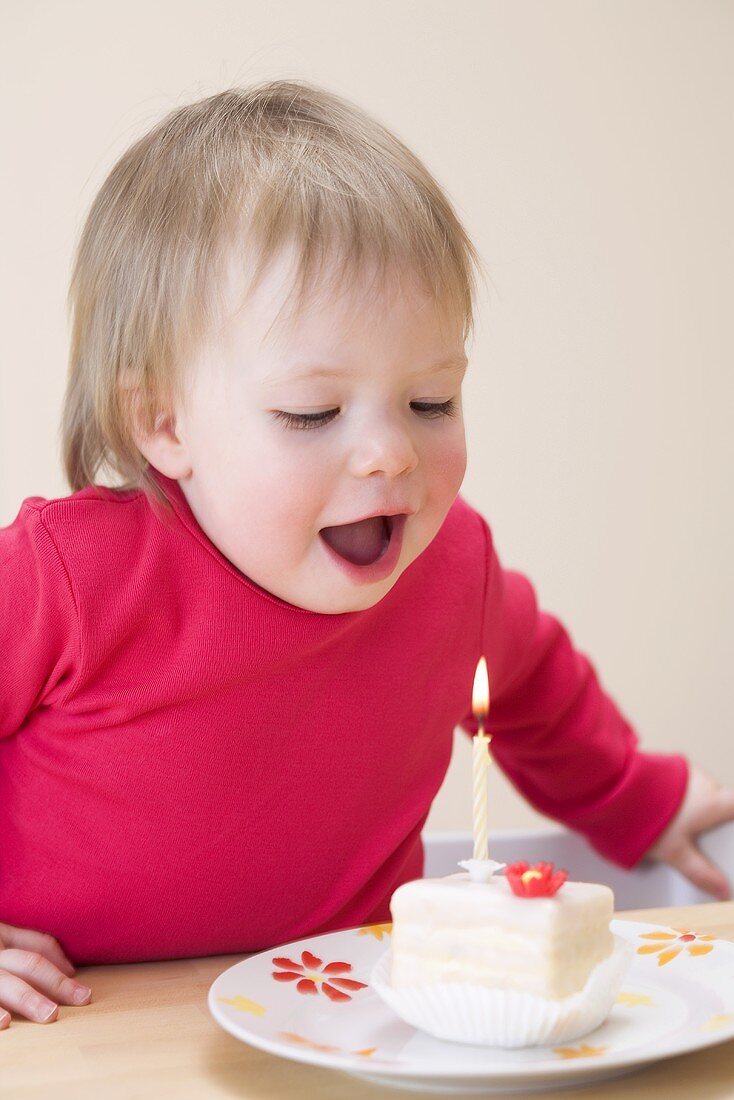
<box><xmin>505</xmin><ymin>861</ymin><xmax>568</xmax><ymax>898</ymax></box>
<box><xmin>271</xmin><ymin>950</ymin><xmax>368</xmax><ymax>1002</ymax></box>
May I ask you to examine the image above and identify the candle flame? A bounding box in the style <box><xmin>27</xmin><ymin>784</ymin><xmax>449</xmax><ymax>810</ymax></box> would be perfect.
<box><xmin>472</xmin><ymin>656</ymin><xmax>489</xmax><ymax>723</ymax></box>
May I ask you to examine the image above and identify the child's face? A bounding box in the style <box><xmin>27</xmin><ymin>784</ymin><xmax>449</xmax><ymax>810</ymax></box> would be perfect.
<box><xmin>159</xmin><ymin>244</ymin><xmax>468</xmax><ymax>613</ymax></box>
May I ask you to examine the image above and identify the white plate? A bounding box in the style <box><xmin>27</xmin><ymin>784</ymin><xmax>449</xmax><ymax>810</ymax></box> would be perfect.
<box><xmin>208</xmin><ymin>919</ymin><xmax>734</xmax><ymax>1093</ymax></box>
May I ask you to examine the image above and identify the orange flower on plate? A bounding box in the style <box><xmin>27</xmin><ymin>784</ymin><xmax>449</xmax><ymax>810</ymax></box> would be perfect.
<box><xmin>279</xmin><ymin>1032</ymin><xmax>378</xmax><ymax>1056</ymax></box>
<box><xmin>272</xmin><ymin>950</ymin><xmax>368</xmax><ymax>1001</ymax></box>
<box><xmin>357</xmin><ymin>923</ymin><xmax>392</xmax><ymax>940</ymax></box>
<box><xmin>279</xmin><ymin>1031</ymin><xmax>340</xmax><ymax>1053</ymax></box>
<box><xmin>637</xmin><ymin>928</ymin><xmax>715</xmax><ymax>966</ymax></box>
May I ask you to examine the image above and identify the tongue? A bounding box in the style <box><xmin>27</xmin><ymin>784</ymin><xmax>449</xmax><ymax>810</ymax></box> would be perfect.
<box><xmin>320</xmin><ymin>516</ymin><xmax>390</xmax><ymax>566</ymax></box>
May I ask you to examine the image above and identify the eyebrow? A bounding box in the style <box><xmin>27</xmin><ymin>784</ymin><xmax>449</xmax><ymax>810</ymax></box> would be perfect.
<box><xmin>264</xmin><ymin>356</ymin><xmax>468</xmax><ymax>385</ymax></box>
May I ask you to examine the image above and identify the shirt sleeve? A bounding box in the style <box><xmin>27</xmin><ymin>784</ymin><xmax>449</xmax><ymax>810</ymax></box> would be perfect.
<box><xmin>0</xmin><ymin>500</ymin><xmax>81</xmax><ymax>738</ymax></box>
<box><xmin>459</xmin><ymin>513</ymin><xmax>688</xmax><ymax>869</ymax></box>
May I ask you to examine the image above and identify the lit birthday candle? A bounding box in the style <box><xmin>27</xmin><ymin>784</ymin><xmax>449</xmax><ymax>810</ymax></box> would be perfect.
<box><xmin>471</xmin><ymin>656</ymin><xmax>491</xmax><ymax>861</ymax></box>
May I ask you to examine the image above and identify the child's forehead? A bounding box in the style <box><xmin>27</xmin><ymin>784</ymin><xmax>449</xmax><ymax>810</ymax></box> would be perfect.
<box><xmin>212</xmin><ymin>239</ymin><xmax>460</xmax><ymax>356</ymax></box>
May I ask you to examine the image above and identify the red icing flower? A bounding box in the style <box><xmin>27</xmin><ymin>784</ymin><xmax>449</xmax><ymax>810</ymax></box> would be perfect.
<box><xmin>271</xmin><ymin>950</ymin><xmax>367</xmax><ymax>1002</ymax></box>
<box><xmin>505</xmin><ymin>861</ymin><xmax>568</xmax><ymax>898</ymax></box>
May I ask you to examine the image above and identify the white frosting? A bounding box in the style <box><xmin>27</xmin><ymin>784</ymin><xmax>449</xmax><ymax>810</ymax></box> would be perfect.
<box><xmin>389</xmin><ymin>872</ymin><xmax>614</xmax><ymax>1000</ymax></box>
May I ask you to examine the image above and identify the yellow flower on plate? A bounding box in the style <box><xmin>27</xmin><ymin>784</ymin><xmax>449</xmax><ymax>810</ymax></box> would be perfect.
<box><xmin>218</xmin><ymin>995</ymin><xmax>266</xmax><ymax>1016</ymax></box>
<box><xmin>616</xmin><ymin>991</ymin><xmax>653</xmax><ymax>1007</ymax></box>
<box><xmin>700</xmin><ymin>1014</ymin><xmax>734</xmax><ymax>1032</ymax></box>
<box><xmin>554</xmin><ymin>1044</ymin><xmax>609</xmax><ymax>1059</ymax></box>
<box><xmin>637</xmin><ymin>929</ymin><xmax>715</xmax><ymax>966</ymax></box>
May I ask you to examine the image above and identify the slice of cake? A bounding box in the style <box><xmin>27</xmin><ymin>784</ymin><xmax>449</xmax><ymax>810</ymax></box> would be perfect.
<box><xmin>389</xmin><ymin>867</ymin><xmax>614</xmax><ymax>1000</ymax></box>
<box><xmin>372</xmin><ymin>860</ymin><xmax>631</xmax><ymax>1046</ymax></box>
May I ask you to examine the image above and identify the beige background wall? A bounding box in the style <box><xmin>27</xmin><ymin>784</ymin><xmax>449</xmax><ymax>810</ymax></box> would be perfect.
<box><xmin>2</xmin><ymin>1</ymin><xmax>732</xmax><ymax>837</ymax></box>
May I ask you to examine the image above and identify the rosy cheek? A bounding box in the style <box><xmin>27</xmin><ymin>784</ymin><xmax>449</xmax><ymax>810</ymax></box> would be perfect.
<box><xmin>438</xmin><ymin>436</ymin><xmax>468</xmax><ymax>485</ymax></box>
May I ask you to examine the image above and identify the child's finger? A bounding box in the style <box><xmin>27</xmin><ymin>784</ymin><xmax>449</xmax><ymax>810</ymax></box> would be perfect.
<box><xmin>672</xmin><ymin>844</ymin><xmax>731</xmax><ymax>901</ymax></box>
<box><xmin>0</xmin><ymin>968</ymin><xmax>60</xmax><ymax>1024</ymax></box>
<box><xmin>694</xmin><ymin>786</ymin><xmax>734</xmax><ymax>834</ymax></box>
<box><xmin>0</xmin><ymin>949</ymin><xmax>91</xmax><ymax>1017</ymax></box>
<box><xmin>0</xmin><ymin>923</ymin><xmax>76</xmax><ymax>977</ymax></box>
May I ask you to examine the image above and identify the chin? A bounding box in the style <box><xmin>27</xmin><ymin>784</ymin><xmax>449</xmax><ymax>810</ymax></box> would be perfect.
<box><xmin>300</xmin><ymin>580</ymin><xmax>396</xmax><ymax>615</ymax></box>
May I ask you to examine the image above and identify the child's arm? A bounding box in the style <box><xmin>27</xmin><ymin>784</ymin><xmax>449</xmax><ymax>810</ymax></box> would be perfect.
<box><xmin>0</xmin><ymin>922</ymin><xmax>92</xmax><ymax>1027</ymax></box>
<box><xmin>1</xmin><ymin>502</ymin><xmax>91</xmax><ymax>1025</ymax></box>
<box><xmin>464</xmin><ymin>513</ymin><xmax>733</xmax><ymax>897</ymax></box>
<box><xmin>0</xmin><ymin>500</ymin><xmax>80</xmax><ymax>739</ymax></box>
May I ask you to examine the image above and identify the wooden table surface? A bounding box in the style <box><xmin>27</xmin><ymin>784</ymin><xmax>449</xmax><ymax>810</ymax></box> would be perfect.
<box><xmin>3</xmin><ymin>903</ymin><xmax>734</xmax><ymax>1099</ymax></box>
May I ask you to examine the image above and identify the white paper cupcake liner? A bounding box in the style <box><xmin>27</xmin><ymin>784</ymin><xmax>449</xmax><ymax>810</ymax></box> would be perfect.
<box><xmin>370</xmin><ymin>935</ymin><xmax>633</xmax><ymax>1048</ymax></box>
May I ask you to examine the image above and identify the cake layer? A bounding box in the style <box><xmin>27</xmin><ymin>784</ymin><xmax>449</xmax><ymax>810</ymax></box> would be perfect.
<box><xmin>389</xmin><ymin>872</ymin><xmax>614</xmax><ymax>999</ymax></box>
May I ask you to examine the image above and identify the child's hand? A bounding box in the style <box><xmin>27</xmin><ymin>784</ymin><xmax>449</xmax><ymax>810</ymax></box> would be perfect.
<box><xmin>646</xmin><ymin>766</ymin><xmax>734</xmax><ymax>900</ymax></box>
<box><xmin>0</xmin><ymin>921</ymin><xmax>92</xmax><ymax>1028</ymax></box>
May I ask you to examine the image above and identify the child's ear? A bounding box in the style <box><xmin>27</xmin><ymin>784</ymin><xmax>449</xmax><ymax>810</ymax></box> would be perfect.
<box><xmin>135</xmin><ymin>411</ymin><xmax>193</xmax><ymax>481</ymax></box>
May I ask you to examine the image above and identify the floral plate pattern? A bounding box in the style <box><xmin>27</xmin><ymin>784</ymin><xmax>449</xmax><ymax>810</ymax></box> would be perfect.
<box><xmin>208</xmin><ymin>919</ymin><xmax>734</xmax><ymax>1094</ymax></box>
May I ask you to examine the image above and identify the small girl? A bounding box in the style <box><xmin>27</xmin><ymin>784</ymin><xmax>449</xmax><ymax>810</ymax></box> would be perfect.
<box><xmin>1</xmin><ymin>79</ymin><xmax>732</xmax><ymax>1028</ymax></box>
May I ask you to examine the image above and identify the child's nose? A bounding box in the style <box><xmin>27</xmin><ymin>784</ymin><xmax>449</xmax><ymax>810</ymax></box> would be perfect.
<box><xmin>348</xmin><ymin>419</ymin><xmax>419</xmax><ymax>479</ymax></box>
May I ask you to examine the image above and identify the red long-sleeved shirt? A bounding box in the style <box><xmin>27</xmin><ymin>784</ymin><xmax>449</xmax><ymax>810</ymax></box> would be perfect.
<box><xmin>0</xmin><ymin>471</ymin><xmax>687</xmax><ymax>964</ymax></box>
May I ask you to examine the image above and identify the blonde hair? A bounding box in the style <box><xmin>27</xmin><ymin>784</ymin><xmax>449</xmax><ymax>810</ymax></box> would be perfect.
<box><xmin>61</xmin><ymin>78</ymin><xmax>488</xmax><ymax>508</ymax></box>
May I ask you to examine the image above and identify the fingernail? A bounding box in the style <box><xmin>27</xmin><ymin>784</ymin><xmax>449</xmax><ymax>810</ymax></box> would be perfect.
<box><xmin>37</xmin><ymin>1000</ymin><xmax>57</xmax><ymax>1022</ymax></box>
<box><xmin>72</xmin><ymin>985</ymin><xmax>92</xmax><ymax>1005</ymax></box>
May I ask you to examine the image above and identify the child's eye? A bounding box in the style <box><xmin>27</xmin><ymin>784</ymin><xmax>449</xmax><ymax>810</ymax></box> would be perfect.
<box><xmin>271</xmin><ymin>398</ymin><xmax>458</xmax><ymax>432</ymax></box>
<box><xmin>410</xmin><ymin>398</ymin><xmax>458</xmax><ymax>419</ymax></box>
<box><xmin>272</xmin><ymin>408</ymin><xmax>340</xmax><ymax>430</ymax></box>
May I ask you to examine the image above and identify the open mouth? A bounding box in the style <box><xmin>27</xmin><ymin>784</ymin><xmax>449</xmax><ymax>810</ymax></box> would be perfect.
<box><xmin>319</xmin><ymin>515</ymin><xmax>395</xmax><ymax>567</ymax></box>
